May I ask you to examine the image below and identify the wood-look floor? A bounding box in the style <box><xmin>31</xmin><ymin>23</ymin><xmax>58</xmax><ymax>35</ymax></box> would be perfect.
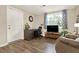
<box><xmin>0</xmin><ymin>38</ymin><xmax>56</xmax><ymax>53</ymax></box>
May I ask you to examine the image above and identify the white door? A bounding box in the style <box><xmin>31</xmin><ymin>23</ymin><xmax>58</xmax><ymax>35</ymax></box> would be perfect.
<box><xmin>7</xmin><ymin>6</ymin><xmax>24</xmax><ymax>42</ymax></box>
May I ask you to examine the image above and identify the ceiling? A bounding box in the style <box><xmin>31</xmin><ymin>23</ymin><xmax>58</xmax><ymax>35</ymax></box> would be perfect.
<box><xmin>13</xmin><ymin>5</ymin><xmax>77</xmax><ymax>15</ymax></box>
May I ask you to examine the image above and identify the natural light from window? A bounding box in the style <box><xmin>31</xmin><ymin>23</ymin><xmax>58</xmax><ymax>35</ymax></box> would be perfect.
<box><xmin>46</xmin><ymin>11</ymin><xmax>63</xmax><ymax>32</ymax></box>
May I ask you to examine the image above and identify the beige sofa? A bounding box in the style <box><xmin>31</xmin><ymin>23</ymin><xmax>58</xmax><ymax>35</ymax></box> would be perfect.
<box><xmin>55</xmin><ymin>37</ymin><xmax>79</xmax><ymax>53</ymax></box>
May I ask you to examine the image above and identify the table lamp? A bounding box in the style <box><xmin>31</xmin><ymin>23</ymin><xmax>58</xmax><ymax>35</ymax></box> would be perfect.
<box><xmin>74</xmin><ymin>23</ymin><xmax>79</xmax><ymax>34</ymax></box>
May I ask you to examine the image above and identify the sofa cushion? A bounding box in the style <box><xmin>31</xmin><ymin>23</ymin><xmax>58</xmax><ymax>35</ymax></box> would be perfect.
<box><xmin>59</xmin><ymin>37</ymin><xmax>79</xmax><ymax>48</ymax></box>
<box><xmin>56</xmin><ymin>37</ymin><xmax>79</xmax><ymax>53</ymax></box>
<box><xmin>65</xmin><ymin>34</ymin><xmax>78</xmax><ymax>39</ymax></box>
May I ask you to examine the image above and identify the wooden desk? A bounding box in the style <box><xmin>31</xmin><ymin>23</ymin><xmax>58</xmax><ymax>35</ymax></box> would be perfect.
<box><xmin>24</xmin><ymin>29</ymin><xmax>35</xmax><ymax>40</ymax></box>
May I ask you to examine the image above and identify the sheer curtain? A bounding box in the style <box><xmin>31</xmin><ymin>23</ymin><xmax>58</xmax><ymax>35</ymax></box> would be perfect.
<box><xmin>62</xmin><ymin>10</ymin><xmax>68</xmax><ymax>29</ymax></box>
<box><xmin>44</xmin><ymin>13</ymin><xmax>47</xmax><ymax>29</ymax></box>
<box><xmin>44</xmin><ymin>10</ymin><xmax>68</xmax><ymax>32</ymax></box>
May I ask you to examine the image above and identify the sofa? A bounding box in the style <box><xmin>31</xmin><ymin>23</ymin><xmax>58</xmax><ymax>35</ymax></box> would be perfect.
<box><xmin>55</xmin><ymin>36</ymin><xmax>79</xmax><ymax>53</ymax></box>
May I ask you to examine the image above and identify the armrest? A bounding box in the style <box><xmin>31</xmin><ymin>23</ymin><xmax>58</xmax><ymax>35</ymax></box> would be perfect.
<box><xmin>59</xmin><ymin>37</ymin><xmax>79</xmax><ymax>48</ymax></box>
<box><xmin>65</xmin><ymin>34</ymin><xmax>78</xmax><ymax>39</ymax></box>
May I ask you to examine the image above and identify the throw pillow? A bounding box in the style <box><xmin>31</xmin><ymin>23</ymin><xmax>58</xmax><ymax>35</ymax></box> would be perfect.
<box><xmin>75</xmin><ymin>38</ymin><xmax>79</xmax><ymax>42</ymax></box>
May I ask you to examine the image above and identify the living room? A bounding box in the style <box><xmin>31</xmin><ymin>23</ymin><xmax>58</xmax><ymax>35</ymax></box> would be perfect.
<box><xmin>23</xmin><ymin>5</ymin><xmax>77</xmax><ymax>36</ymax></box>
<box><xmin>0</xmin><ymin>5</ymin><xmax>79</xmax><ymax>53</ymax></box>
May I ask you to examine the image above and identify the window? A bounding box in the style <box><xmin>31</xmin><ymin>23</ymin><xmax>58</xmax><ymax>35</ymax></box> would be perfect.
<box><xmin>44</xmin><ymin>10</ymin><xmax>67</xmax><ymax>32</ymax></box>
<box><xmin>46</xmin><ymin>11</ymin><xmax>63</xmax><ymax>25</ymax></box>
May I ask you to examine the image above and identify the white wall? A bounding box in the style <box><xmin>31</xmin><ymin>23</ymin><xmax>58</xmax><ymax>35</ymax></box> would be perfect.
<box><xmin>34</xmin><ymin>14</ymin><xmax>46</xmax><ymax>36</ymax></box>
<box><xmin>0</xmin><ymin>6</ymin><xmax>7</xmax><ymax>46</ymax></box>
<box><xmin>67</xmin><ymin>6</ymin><xmax>79</xmax><ymax>33</ymax></box>
<box><xmin>67</xmin><ymin>8</ymin><xmax>76</xmax><ymax>33</ymax></box>
<box><xmin>75</xmin><ymin>6</ymin><xmax>79</xmax><ymax>15</ymax></box>
<box><xmin>24</xmin><ymin>12</ymin><xmax>36</xmax><ymax>29</ymax></box>
<box><xmin>75</xmin><ymin>6</ymin><xmax>79</xmax><ymax>33</ymax></box>
<box><xmin>34</xmin><ymin>15</ymin><xmax>44</xmax><ymax>28</ymax></box>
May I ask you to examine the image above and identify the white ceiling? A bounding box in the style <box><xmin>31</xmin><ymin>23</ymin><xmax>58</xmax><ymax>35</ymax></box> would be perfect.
<box><xmin>13</xmin><ymin>5</ymin><xmax>77</xmax><ymax>15</ymax></box>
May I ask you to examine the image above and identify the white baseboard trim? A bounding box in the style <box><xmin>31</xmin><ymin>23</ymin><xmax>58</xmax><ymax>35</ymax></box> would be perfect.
<box><xmin>0</xmin><ymin>43</ymin><xmax>8</xmax><ymax>47</ymax></box>
<box><xmin>8</xmin><ymin>39</ymin><xmax>24</xmax><ymax>43</ymax></box>
<box><xmin>0</xmin><ymin>39</ymin><xmax>24</xmax><ymax>47</ymax></box>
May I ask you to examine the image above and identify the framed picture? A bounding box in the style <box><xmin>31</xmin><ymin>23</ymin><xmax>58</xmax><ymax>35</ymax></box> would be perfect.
<box><xmin>29</xmin><ymin>16</ymin><xmax>33</xmax><ymax>22</ymax></box>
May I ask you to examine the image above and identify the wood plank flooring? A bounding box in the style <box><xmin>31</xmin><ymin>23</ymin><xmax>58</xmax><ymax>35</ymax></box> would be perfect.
<box><xmin>0</xmin><ymin>38</ymin><xmax>56</xmax><ymax>53</ymax></box>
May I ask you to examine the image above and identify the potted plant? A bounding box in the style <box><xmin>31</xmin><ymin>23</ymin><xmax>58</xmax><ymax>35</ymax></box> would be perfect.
<box><xmin>60</xmin><ymin>29</ymin><xmax>69</xmax><ymax>36</ymax></box>
<box><xmin>25</xmin><ymin>23</ymin><xmax>30</xmax><ymax>30</ymax></box>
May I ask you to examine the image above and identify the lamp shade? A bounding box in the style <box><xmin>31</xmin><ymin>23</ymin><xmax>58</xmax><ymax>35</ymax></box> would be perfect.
<box><xmin>74</xmin><ymin>23</ymin><xmax>79</xmax><ymax>27</ymax></box>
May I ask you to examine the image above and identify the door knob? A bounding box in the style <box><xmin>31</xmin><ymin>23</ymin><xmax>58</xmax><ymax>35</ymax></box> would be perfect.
<box><xmin>8</xmin><ymin>25</ymin><xmax>11</xmax><ymax>29</ymax></box>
